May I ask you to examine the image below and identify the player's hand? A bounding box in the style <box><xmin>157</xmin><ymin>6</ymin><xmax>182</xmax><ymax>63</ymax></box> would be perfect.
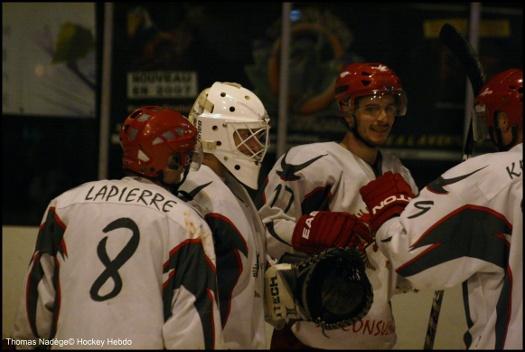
<box><xmin>360</xmin><ymin>172</ymin><xmax>415</xmax><ymax>233</ymax></box>
<box><xmin>291</xmin><ymin>211</ymin><xmax>372</xmax><ymax>255</ymax></box>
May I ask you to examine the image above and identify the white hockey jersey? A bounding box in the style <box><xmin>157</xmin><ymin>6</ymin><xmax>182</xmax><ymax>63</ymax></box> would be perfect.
<box><xmin>179</xmin><ymin>165</ymin><xmax>267</xmax><ymax>349</ymax></box>
<box><xmin>259</xmin><ymin>141</ymin><xmax>418</xmax><ymax>349</ymax></box>
<box><xmin>377</xmin><ymin>143</ymin><xmax>523</xmax><ymax>349</ymax></box>
<box><xmin>12</xmin><ymin>176</ymin><xmax>222</xmax><ymax>349</ymax></box>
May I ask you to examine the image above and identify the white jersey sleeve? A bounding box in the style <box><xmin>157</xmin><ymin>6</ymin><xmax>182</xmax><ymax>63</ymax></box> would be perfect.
<box><xmin>259</xmin><ymin>142</ymin><xmax>418</xmax><ymax>349</ymax></box>
<box><xmin>376</xmin><ymin>144</ymin><xmax>522</xmax><ymax>349</ymax></box>
<box><xmin>12</xmin><ymin>176</ymin><xmax>222</xmax><ymax>349</ymax></box>
<box><xmin>179</xmin><ymin>166</ymin><xmax>267</xmax><ymax>349</ymax></box>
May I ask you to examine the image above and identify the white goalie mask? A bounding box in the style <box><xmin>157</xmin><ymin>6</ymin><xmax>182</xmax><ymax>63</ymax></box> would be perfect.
<box><xmin>189</xmin><ymin>82</ymin><xmax>270</xmax><ymax>189</ymax></box>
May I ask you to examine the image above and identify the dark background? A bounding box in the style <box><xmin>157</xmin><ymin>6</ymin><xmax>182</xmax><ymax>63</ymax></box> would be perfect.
<box><xmin>3</xmin><ymin>2</ymin><xmax>523</xmax><ymax>225</ymax></box>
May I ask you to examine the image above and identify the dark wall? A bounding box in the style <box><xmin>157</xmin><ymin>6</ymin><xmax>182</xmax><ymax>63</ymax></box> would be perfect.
<box><xmin>3</xmin><ymin>3</ymin><xmax>522</xmax><ymax>225</ymax></box>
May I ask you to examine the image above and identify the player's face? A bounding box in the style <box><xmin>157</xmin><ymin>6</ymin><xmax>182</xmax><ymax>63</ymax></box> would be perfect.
<box><xmin>354</xmin><ymin>94</ymin><xmax>397</xmax><ymax>146</ymax></box>
<box><xmin>234</xmin><ymin>128</ymin><xmax>266</xmax><ymax>158</ymax></box>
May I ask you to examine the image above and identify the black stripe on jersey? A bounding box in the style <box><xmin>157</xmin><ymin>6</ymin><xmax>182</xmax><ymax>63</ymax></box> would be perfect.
<box><xmin>495</xmin><ymin>266</ymin><xmax>513</xmax><ymax>349</ymax></box>
<box><xmin>253</xmin><ymin>176</ymin><xmax>270</xmax><ymax>210</ymax></box>
<box><xmin>277</xmin><ymin>151</ymin><xmax>328</xmax><ymax>181</ymax></box>
<box><xmin>398</xmin><ymin>204</ymin><xmax>511</xmax><ymax>274</ymax></box>
<box><xmin>301</xmin><ymin>185</ymin><xmax>332</xmax><ymax>214</ymax></box>
<box><xmin>270</xmin><ymin>184</ymin><xmax>294</xmax><ymax>213</ymax></box>
<box><xmin>177</xmin><ymin>181</ymin><xmax>213</xmax><ymax>201</ymax></box>
<box><xmin>26</xmin><ymin>207</ymin><xmax>67</xmax><ymax>338</ymax></box>
<box><xmin>426</xmin><ymin>166</ymin><xmax>486</xmax><ymax>195</ymax></box>
<box><xmin>205</xmin><ymin>213</ymin><xmax>248</xmax><ymax>328</ymax></box>
<box><xmin>51</xmin><ymin>257</ymin><xmax>62</xmax><ymax>339</ymax></box>
<box><xmin>162</xmin><ymin>239</ymin><xmax>218</xmax><ymax>349</ymax></box>
<box><xmin>397</xmin><ymin>204</ymin><xmax>512</xmax><ymax>348</ymax></box>
<box><xmin>462</xmin><ymin>281</ymin><xmax>474</xmax><ymax>348</ymax></box>
<box><xmin>266</xmin><ymin>222</ymin><xmax>291</xmax><ymax>246</ymax></box>
<box><xmin>463</xmin><ymin>268</ymin><xmax>513</xmax><ymax>349</ymax></box>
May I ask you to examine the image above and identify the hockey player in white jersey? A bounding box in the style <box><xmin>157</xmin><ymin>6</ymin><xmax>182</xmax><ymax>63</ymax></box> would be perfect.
<box><xmin>12</xmin><ymin>106</ymin><xmax>223</xmax><ymax>349</ymax></box>
<box><xmin>178</xmin><ymin>82</ymin><xmax>270</xmax><ymax>348</ymax></box>
<box><xmin>259</xmin><ymin>63</ymin><xmax>418</xmax><ymax>349</ymax></box>
<box><xmin>359</xmin><ymin>68</ymin><xmax>522</xmax><ymax>349</ymax></box>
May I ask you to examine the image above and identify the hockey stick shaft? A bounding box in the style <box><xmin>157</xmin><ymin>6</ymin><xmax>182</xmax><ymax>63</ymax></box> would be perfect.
<box><xmin>423</xmin><ymin>289</ymin><xmax>444</xmax><ymax>349</ymax></box>
<box><xmin>439</xmin><ymin>22</ymin><xmax>486</xmax><ymax>159</ymax></box>
<box><xmin>423</xmin><ymin>18</ymin><xmax>486</xmax><ymax>350</ymax></box>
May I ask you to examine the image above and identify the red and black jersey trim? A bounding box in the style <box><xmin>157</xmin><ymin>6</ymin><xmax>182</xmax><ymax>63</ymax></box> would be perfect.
<box><xmin>259</xmin><ymin>176</ymin><xmax>270</xmax><ymax>205</ymax></box>
<box><xmin>162</xmin><ymin>239</ymin><xmax>218</xmax><ymax>349</ymax></box>
<box><xmin>301</xmin><ymin>185</ymin><xmax>332</xmax><ymax>215</ymax></box>
<box><xmin>26</xmin><ymin>207</ymin><xmax>67</xmax><ymax>338</ymax></box>
<box><xmin>204</xmin><ymin>212</ymin><xmax>248</xmax><ymax>328</ymax></box>
<box><xmin>397</xmin><ymin>204</ymin><xmax>512</xmax><ymax>348</ymax></box>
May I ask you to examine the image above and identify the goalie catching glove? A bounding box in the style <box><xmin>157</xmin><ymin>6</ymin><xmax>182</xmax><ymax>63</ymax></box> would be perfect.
<box><xmin>264</xmin><ymin>247</ymin><xmax>373</xmax><ymax>331</ymax></box>
<box><xmin>360</xmin><ymin>172</ymin><xmax>415</xmax><ymax>233</ymax></box>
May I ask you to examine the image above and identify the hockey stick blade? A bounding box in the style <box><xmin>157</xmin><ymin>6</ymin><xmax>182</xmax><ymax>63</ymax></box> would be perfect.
<box><xmin>439</xmin><ymin>23</ymin><xmax>486</xmax><ymax>95</ymax></box>
<box><xmin>439</xmin><ymin>23</ymin><xmax>487</xmax><ymax>160</ymax></box>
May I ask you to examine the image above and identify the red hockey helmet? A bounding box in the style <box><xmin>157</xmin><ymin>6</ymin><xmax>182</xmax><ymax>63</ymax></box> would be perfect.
<box><xmin>335</xmin><ymin>63</ymin><xmax>407</xmax><ymax>116</ymax></box>
<box><xmin>475</xmin><ymin>68</ymin><xmax>523</xmax><ymax>131</ymax></box>
<box><xmin>120</xmin><ymin>106</ymin><xmax>198</xmax><ymax>178</ymax></box>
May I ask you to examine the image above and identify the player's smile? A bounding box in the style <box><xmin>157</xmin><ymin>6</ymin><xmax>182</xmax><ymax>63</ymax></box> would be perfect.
<box><xmin>370</xmin><ymin>124</ymin><xmax>391</xmax><ymax>134</ymax></box>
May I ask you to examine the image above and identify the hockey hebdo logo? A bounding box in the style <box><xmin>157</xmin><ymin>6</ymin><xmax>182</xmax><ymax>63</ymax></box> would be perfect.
<box><xmin>5</xmin><ymin>337</ymin><xmax>132</xmax><ymax>348</ymax></box>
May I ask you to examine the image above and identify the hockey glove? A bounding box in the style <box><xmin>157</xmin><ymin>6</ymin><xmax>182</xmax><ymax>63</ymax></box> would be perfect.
<box><xmin>264</xmin><ymin>247</ymin><xmax>373</xmax><ymax>331</ymax></box>
<box><xmin>359</xmin><ymin>172</ymin><xmax>415</xmax><ymax>233</ymax></box>
<box><xmin>291</xmin><ymin>211</ymin><xmax>372</xmax><ymax>255</ymax></box>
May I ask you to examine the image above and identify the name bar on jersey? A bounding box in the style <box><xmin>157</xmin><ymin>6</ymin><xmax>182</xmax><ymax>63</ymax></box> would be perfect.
<box><xmin>84</xmin><ymin>184</ymin><xmax>177</xmax><ymax>213</ymax></box>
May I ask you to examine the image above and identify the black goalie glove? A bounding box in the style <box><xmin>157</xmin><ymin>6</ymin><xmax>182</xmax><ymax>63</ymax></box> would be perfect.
<box><xmin>264</xmin><ymin>247</ymin><xmax>373</xmax><ymax>331</ymax></box>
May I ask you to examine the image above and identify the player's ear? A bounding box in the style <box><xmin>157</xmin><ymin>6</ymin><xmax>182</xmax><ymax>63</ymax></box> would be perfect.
<box><xmin>493</xmin><ymin>111</ymin><xmax>518</xmax><ymax>148</ymax></box>
<box><xmin>337</xmin><ymin>99</ymin><xmax>355</xmax><ymax>131</ymax></box>
<box><xmin>338</xmin><ymin>99</ymin><xmax>352</xmax><ymax>114</ymax></box>
<box><xmin>495</xmin><ymin>111</ymin><xmax>510</xmax><ymax>132</ymax></box>
<box><xmin>343</xmin><ymin>112</ymin><xmax>355</xmax><ymax>130</ymax></box>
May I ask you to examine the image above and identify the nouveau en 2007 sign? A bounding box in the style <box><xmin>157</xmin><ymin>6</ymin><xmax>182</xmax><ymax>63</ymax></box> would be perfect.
<box><xmin>127</xmin><ymin>71</ymin><xmax>198</xmax><ymax>99</ymax></box>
